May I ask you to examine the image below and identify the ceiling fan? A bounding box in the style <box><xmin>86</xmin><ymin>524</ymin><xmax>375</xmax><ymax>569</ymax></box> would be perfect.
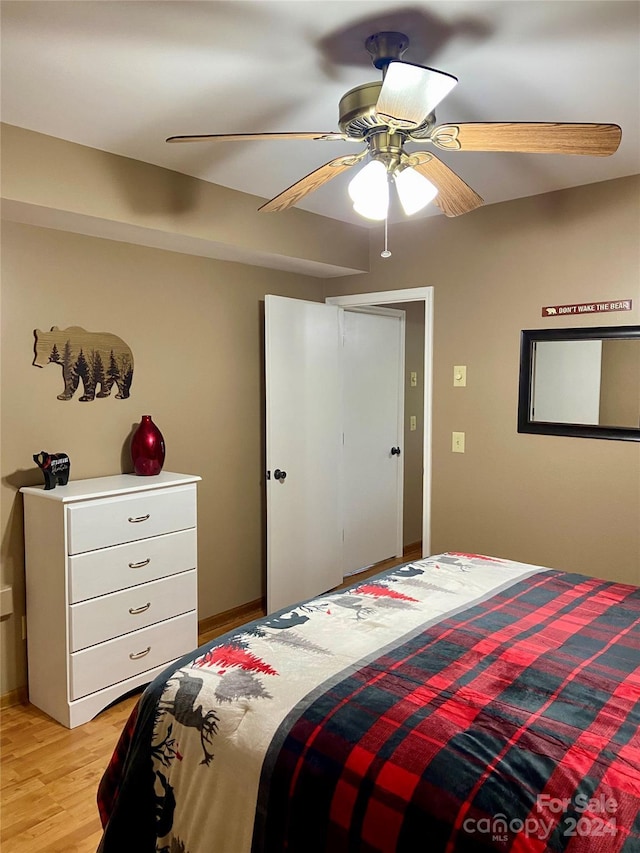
<box><xmin>166</xmin><ymin>31</ymin><xmax>622</xmax><ymax>221</ymax></box>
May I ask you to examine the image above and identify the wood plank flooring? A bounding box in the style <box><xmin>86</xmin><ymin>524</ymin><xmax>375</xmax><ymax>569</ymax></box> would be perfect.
<box><xmin>1</xmin><ymin>544</ymin><xmax>421</xmax><ymax>852</ymax></box>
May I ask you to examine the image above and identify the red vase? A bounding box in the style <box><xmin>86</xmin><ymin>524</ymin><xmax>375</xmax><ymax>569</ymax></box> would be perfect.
<box><xmin>131</xmin><ymin>415</ymin><xmax>165</xmax><ymax>476</ymax></box>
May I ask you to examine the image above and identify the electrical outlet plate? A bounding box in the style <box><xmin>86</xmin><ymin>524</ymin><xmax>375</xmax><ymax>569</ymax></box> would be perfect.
<box><xmin>453</xmin><ymin>365</ymin><xmax>467</xmax><ymax>387</ymax></box>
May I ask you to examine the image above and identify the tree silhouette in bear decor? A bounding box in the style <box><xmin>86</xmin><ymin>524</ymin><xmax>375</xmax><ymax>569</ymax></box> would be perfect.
<box><xmin>32</xmin><ymin>326</ymin><xmax>134</xmax><ymax>401</ymax></box>
<box><xmin>89</xmin><ymin>350</ymin><xmax>106</xmax><ymax>396</ymax></box>
<box><xmin>74</xmin><ymin>349</ymin><xmax>92</xmax><ymax>402</ymax></box>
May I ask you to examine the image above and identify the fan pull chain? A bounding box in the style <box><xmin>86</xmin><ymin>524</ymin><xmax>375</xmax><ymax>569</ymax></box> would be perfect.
<box><xmin>381</xmin><ymin>216</ymin><xmax>392</xmax><ymax>258</ymax></box>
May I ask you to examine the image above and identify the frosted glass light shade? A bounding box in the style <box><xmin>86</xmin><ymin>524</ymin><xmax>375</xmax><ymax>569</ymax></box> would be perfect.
<box><xmin>394</xmin><ymin>167</ymin><xmax>438</xmax><ymax>216</ymax></box>
<box><xmin>376</xmin><ymin>61</ymin><xmax>458</xmax><ymax>127</ymax></box>
<box><xmin>348</xmin><ymin>160</ymin><xmax>389</xmax><ymax>221</ymax></box>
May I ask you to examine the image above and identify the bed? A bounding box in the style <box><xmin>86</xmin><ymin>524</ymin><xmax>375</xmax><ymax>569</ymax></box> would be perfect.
<box><xmin>96</xmin><ymin>552</ymin><xmax>640</xmax><ymax>852</ymax></box>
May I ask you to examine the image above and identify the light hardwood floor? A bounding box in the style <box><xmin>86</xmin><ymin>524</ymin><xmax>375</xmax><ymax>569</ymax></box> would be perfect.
<box><xmin>1</xmin><ymin>544</ymin><xmax>421</xmax><ymax>852</ymax></box>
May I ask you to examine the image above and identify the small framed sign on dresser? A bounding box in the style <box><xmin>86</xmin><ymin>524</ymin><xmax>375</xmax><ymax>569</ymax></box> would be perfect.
<box><xmin>20</xmin><ymin>471</ymin><xmax>201</xmax><ymax>728</ymax></box>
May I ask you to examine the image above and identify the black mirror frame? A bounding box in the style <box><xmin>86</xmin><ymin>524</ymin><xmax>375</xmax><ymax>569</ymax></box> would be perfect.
<box><xmin>517</xmin><ymin>325</ymin><xmax>640</xmax><ymax>441</ymax></box>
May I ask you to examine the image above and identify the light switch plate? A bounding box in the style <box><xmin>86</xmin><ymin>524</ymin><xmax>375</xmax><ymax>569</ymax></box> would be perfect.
<box><xmin>452</xmin><ymin>431</ymin><xmax>465</xmax><ymax>453</ymax></box>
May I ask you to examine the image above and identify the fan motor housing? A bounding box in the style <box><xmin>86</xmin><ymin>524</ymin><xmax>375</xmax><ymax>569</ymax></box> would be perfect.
<box><xmin>338</xmin><ymin>82</ymin><xmax>385</xmax><ymax>139</ymax></box>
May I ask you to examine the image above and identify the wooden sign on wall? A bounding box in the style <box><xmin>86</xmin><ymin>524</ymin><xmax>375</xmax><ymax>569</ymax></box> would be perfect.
<box><xmin>33</xmin><ymin>326</ymin><xmax>134</xmax><ymax>402</ymax></box>
<box><xmin>542</xmin><ymin>299</ymin><xmax>633</xmax><ymax>318</ymax></box>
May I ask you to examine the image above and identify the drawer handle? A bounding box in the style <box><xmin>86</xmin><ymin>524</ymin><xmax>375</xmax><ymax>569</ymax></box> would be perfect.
<box><xmin>128</xmin><ymin>514</ymin><xmax>150</xmax><ymax>523</ymax></box>
<box><xmin>129</xmin><ymin>646</ymin><xmax>151</xmax><ymax>660</ymax></box>
<box><xmin>128</xmin><ymin>558</ymin><xmax>151</xmax><ymax>569</ymax></box>
<box><xmin>129</xmin><ymin>602</ymin><xmax>151</xmax><ymax>615</ymax></box>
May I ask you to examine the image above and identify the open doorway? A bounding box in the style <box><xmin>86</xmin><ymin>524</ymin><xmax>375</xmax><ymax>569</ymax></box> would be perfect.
<box><xmin>326</xmin><ymin>287</ymin><xmax>433</xmax><ymax>559</ymax></box>
<box><xmin>341</xmin><ymin>306</ymin><xmax>406</xmax><ymax>577</ymax></box>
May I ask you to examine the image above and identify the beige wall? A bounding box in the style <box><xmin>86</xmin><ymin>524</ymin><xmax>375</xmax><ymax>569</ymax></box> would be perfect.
<box><xmin>599</xmin><ymin>338</ymin><xmax>640</xmax><ymax>427</ymax></box>
<box><xmin>0</xmin><ymin>221</ymin><xmax>324</xmax><ymax>694</ymax></box>
<box><xmin>325</xmin><ymin>175</ymin><xmax>640</xmax><ymax>585</ymax></box>
<box><xmin>2</xmin><ymin>139</ymin><xmax>639</xmax><ymax>700</ymax></box>
<box><xmin>1</xmin><ymin>123</ymin><xmax>369</xmax><ymax>278</ymax></box>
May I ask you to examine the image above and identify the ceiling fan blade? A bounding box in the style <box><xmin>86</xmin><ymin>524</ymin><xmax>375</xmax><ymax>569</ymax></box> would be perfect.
<box><xmin>430</xmin><ymin>123</ymin><xmax>622</xmax><ymax>156</ymax></box>
<box><xmin>259</xmin><ymin>152</ymin><xmax>367</xmax><ymax>213</ymax></box>
<box><xmin>166</xmin><ymin>131</ymin><xmax>349</xmax><ymax>144</ymax></box>
<box><xmin>376</xmin><ymin>61</ymin><xmax>458</xmax><ymax>128</ymax></box>
<box><xmin>408</xmin><ymin>152</ymin><xmax>484</xmax><ymax>217</ymax></box>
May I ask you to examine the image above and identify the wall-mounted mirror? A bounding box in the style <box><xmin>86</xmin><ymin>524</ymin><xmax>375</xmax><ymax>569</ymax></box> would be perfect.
<box><xmin>518</xmin><ymin>325</ymin><xmax>640</xmax><ymax>440</ymax></box>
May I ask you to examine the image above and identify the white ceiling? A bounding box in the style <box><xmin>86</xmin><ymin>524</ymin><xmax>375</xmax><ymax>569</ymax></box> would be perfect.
<box><xmin>1</xmin><ymin>0</ymin><xmax>639</xmax><ymax>227</ymax></box>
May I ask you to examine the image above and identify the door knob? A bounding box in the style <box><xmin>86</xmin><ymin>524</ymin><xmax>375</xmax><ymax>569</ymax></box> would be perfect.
<box><xmin>391</xmin><ymin>446</ymin><xmax>401</xmax><ymax>456</ymax></box>
<box><xmin>274</xmin><ymin>469</ymin><xmax>287</xmax><ymax>481</ymax></box>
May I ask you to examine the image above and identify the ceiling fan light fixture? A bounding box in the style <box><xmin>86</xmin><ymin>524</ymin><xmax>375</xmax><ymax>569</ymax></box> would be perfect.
<box><xmin>348</xmin><ymin>159</ymin><xmax>389</xmax><ymax>220</ymax></box>
<box><xmin>394</xmin><ymin>165</ymin><xmax>438</xmax><ymax>216</ymax></box>
<box><xmin>166</xmin><ymin>30</ymin><xmax>622</xmax><ymax>222</ymax></box>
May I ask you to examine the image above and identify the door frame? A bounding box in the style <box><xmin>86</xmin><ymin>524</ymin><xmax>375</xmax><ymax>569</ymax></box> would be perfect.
<box><xmin>326</xmin><ymin>287</ymin><xmax>434</xmax><ymax>558</ymax></box>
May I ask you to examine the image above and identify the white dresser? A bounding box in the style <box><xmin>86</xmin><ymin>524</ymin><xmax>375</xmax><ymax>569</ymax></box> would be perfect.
<box><xmin>21</xmin><ymin>471</ymin><xmax>201</xmax><ymax>728</ymax></box>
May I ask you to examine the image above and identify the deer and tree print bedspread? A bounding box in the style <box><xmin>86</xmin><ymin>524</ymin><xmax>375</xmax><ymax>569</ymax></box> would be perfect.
<box><xmin>97</xmin><ymin>553</ymin><xmax>640</xmax><ymax>853</ymax></box>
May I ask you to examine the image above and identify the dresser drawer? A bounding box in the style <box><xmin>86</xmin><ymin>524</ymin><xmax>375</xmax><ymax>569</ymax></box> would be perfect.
<box><xmin>69</xmin><ymin>610</ymin><xmax>197</xmax><ymax>700</ymax></box>
<box><xmin>68</xmin><ymin>528</ymin><xmax>197</xmax><ymax>603</ymax></box>
<box><xmin>67</xmin><ymin>484</ymin><xmax>196</xmax><ymax>554</ymax></box>
<box><xmin>70</xmin><ymin>569</ymin><xmax>197</xmax><ymax>651</ymax></box>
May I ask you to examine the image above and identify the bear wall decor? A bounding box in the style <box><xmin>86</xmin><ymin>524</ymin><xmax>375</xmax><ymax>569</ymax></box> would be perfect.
<box><xmin>33</xmin><ymin>451</ymin><xmax>71</xmax><ymax>490</ymax></box>
<box><xmin>33</xmin><ymin>326</ymin><xmax>134</xmax><ymax>401</ymax></box>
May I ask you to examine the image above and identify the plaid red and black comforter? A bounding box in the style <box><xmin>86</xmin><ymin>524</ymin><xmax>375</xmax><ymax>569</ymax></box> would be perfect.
<box><xmin>97</xmin><ymin>553</ymin><xmax>640</xmax><ymax>853</ymax></box>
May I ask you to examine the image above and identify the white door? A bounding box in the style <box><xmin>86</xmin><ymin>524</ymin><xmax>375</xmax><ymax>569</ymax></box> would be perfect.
<box><xmin>265</xmin><ymin>295</ymin><xmax>343</xmax><ymax>614</ymax></box>
<box><xmin>327</xmin><ymin>287</ymin><xmax>434</xmax><ymax>559</ymax></box>
<box><xmin>342</xmin><ymin>308</ymin><xmax>405</xmax><ymax>575</ymax></box>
